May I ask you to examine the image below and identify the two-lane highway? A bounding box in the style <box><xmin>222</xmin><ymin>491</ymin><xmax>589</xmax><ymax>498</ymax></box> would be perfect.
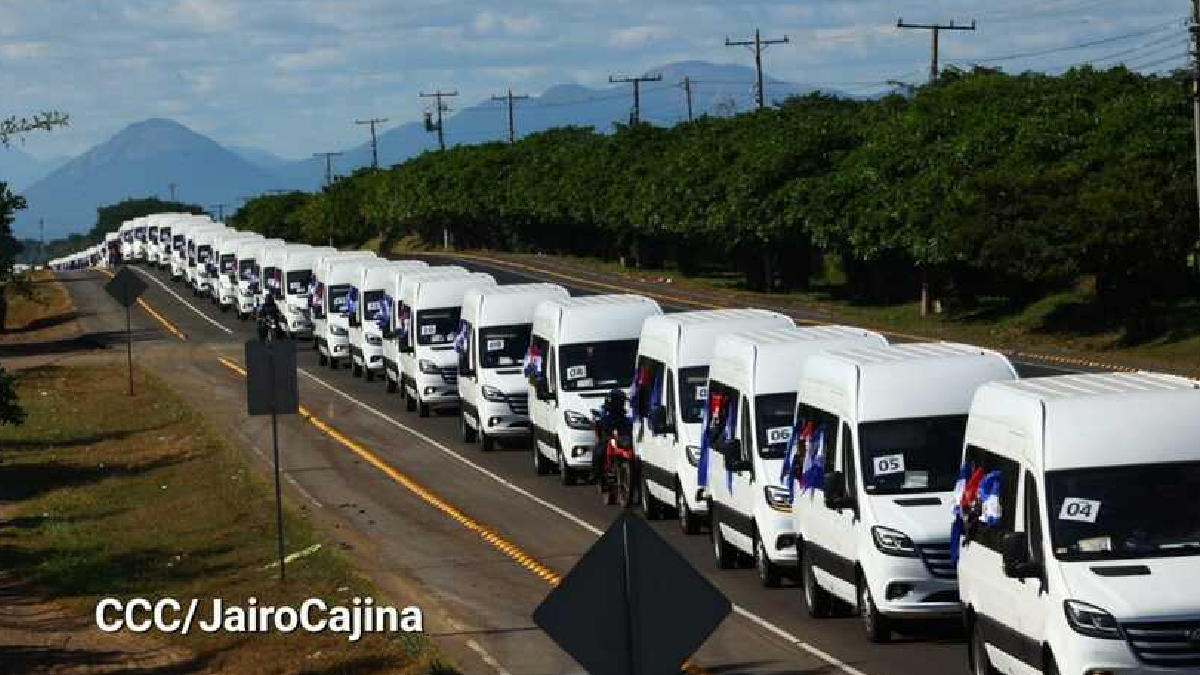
<box><xmin>65</xmin><ymin>259</ymin><xmax>1084</xmax><ymax>675</ymax></box>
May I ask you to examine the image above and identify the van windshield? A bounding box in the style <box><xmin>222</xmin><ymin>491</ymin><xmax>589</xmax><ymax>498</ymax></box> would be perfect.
<box><xmin>1048</xmin><ymin>462</ymin><xmax>1200</xmax><ymax>561</ymax></box>
<box><xmin>558</xmin><ymin>339</ymin><xmax>639</xmax><ymax>392</ymax></box>
<box><xmin>362</xmin><ymin>290</ymin><xmax>384</xmax><ymax>321</ymax></box>
<box><xmin>220</xmin><ymin>254</ymin><xmax>236</xmax><ymax>274</ymax></box>
<box><xmin>239</xmin><ymin>259</ymin><xmax>256</xmax><ymax>281</ymax></box>
<box><xmin>328</xmin><ymin>285</ymin><xmax>350</xmax><ymax>314</ymax></box>
<box><xmin>756</xmin><ymin>393</ymin><xmax>798</xmax><ymax>459</ymax></box>
<box><xmin>148</xmin><ymin>228</ymin><xmax>159</xmax><ymax>243</ymax></box>
<box><xmin>678</xmin><ymin>366</ymin><xmax>709</xmax><ymax>423</ymax></box>
<box><xmin>480</xmin><ymin>324</ymin><xmax>531</xmax><ymax>369</ymax></box>
<box><xmin>134</xmin><ymin>228</ymin><xmax>146</xmax><ymax>241</ymax></box>
<box><xmin>416</xmin><ymin>308</ymin><xmax>460</xmax><ymax>346</ymax></box>
<box><xmin>287</xmin><ymin>270</ymin><xmax>312</xmax><ymax>296</ymax></box>
<box><xmin>173</xmin><ymin>235</ymin><xmax>184</xmax><ymax>248</ymax></box>
<box><xmin>858</xmin><ymin>415</ymin><xmax>967</xmax><ymax>495</ymax></box>
<box><xmin>197</xmin><ymin>245</ymin><xmax>212</xmax><ymax>263</ymax></box>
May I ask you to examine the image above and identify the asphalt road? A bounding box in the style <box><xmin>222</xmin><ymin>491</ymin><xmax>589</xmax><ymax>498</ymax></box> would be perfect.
<box><xmin>58</xmin><ymin>260</ymin><xmax>1089</xmax><ymax>675</ymax></box>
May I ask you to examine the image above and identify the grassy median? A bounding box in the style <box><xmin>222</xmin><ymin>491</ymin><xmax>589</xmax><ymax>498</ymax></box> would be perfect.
<box><xmin>0</xmin><ymin>364</ymin><xmax>449</xmax><ymax>675</ymax></box>
<box><xmin>2</xmin><ymin>269</ymin><xmax>75</xmax><ymax>334</ymax></box>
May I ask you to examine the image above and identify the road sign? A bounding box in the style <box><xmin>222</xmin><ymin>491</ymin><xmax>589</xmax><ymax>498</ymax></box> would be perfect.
<box><xmin>245</xmin><ymin>340</ymin><xmax>299</xmax><ymax>416</ymax></box>
<box><xmin>534</xmin><ymin>511</ymin><xmax>731</xmax><ymax>675</ymax></box>
<box><xmin>103</xmin><ymin>267</ymin><xmax>147</xmax><ymax>308</ymax></box>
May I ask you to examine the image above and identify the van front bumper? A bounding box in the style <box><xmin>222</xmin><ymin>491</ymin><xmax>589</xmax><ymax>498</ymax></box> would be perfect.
<box><xmin>325</xmin><ymin>335</ymin><xmax>350</xmax><ymax>359</ymax></box>
<box><xmin>866</xmin><ymin>555</ymin><xmax>961</xmax><ymax>619</ymax></box>
<box><xmin>757</xmin><ymin>508</ymin><xmax>798</xmax><ymax>566</ymax></box>
<box><xmin>414</xmin><ymin>371</ymin><xmax>459</xmax><ymax>406</ymax></box>
<box><xmin>557</xmin><ymin>427</ymin><xmax>596</xmax><ymax>469</ymax></box>
<box><xmin>476</xmin><ymin>398</ymin><xmax>532</xmax><ymax>437</ymax></box>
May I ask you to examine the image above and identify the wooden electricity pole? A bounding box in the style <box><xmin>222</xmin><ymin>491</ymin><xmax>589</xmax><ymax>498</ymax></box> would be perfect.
<box><xmin>491</xmin><ymin>89</ymin><xmax>530</xmax><ymax>144</ymax></box>
<box><xmin>420</xmin><ymin>90</ymin><xmax>458</xmax><ymax>151</ymax></box>
<box><xmin>609</xmin><ymin>74</ymin><xmax>663</xmax><ymax>125</ymax></box>
<box><xmin>725</xmin><ymin>29</ymin><xmax>790</xmax><ymax>109</ymax></box>
<box><xmin>355</xmin><ymin>118</ymin><xmax>388</xmax><ymax>168</ymax></box>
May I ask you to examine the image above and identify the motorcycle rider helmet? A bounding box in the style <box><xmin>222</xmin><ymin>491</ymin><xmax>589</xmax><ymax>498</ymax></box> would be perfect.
<box><xmin>602</xmin><ymin>389</ymin><xmax>628</xmax><ymax>415</ymax></box>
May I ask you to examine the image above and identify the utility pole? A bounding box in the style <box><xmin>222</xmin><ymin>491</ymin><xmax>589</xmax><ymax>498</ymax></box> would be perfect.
<box><xmin>680</xmin><ymin>76</ymin><xmax>695</xmax><ymax>122</ymax></box>
<box><xmin>39</xmin><ymin>218</ymin><xmax>44</xmax><ymax>265</ymax></box>
<box><xmin>896</xmin><ymin>18</ymin><xmax>977</xmax><ymax>83</ymax></box>
<box><xmin>609</xmin><ymin>74</ymin><xmax>663</xmax><ymax>125</ymax></box>
<box><xmin>355</xmin><ymin>117</ymin><xmax>388</xmax><ymax>169</ymax></box>
<box><xmin>168</xmin><ymin>182</ymin><xmax>177</xmax><ymax>202</ymax></box>
<box><xmin>490</xmin><ymin>89</ymin><xmax>530</xmax><ymax>144</ymax></box>
<box><xmin>313</xmin><ymin>152</ymin><xmax>343</xmax><ymax>187</ymax></box>
<box><xmin>420</xmin><ymin>90</ymin><xmax>458</xmax><ymax>151</ymax></box>
<box><xmin>725</xmin><ymin>29</ymin><xmax>790</xmax><ymax>109</ymax></box>
<box><xmin>1190</xmin><ymin>0</ymin><xmax>1200</xmax><ymax>244</ymax></box>
<box><xmin>210</xmin><ymin>204</ymin><xmax>228</xmax><ymax>221</ymax></box>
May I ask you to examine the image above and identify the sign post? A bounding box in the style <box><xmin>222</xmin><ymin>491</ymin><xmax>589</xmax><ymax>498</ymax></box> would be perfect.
<box><xmin>103</xmin><ymin>267</ymin><xmax>147</xmax><ymax>396</ymax></box>
<box><xmin>245</xmin><ymin>339</ymin><xmax>299</xmax><ymax>582</ymax></box>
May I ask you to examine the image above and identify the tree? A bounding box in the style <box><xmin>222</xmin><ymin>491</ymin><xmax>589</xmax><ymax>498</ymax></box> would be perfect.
<box><xmin>0</xmin><ymin>111</ymin><xmax>69</xmax><ymax>147</ymax></box>
<box><xmin>0</xmin><ymin>366</ymin><xmax>24</xmax><ymax>427</ymax></box>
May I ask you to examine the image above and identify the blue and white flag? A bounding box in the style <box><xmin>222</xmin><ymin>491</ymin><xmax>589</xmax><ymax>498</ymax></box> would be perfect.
<box><xmin>345</xmin><ymin>287</ymin><xmax>359</xmax><ymax>316</ymax></box>
<box><xmin>799</xmin><ymin>425</ymin><xmax>826</xmax><ymax>493</ymax></box>
<box><xmin>980</xmin><ymin>470</ymin><xmax>1003</xmax><ymax>526</ymax></box>
<box><xmin>723</xmin><ymin>399</ymin><xmax>738</xmax><ymax>491</ymax></box>
<box><xmin>780</xmin><ymin>419</ymin><xmax>810</xmax><ymax>503</ymax></box>
<box><xmin>376</xmin><ymin>294</ymin><xmax>392</xmax><ymax>331</ymax></box>
<box><xmin>453</xmin><ymin>320</ymin><xmax>470</xmax><ymax>355</ymax></box>
<box><xmin>523</xmin><ymin>341</ymin><xmax>544</xmax><ymax>379</ymax></box>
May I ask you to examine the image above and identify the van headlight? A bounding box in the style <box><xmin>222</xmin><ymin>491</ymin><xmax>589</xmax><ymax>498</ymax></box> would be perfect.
<box><xmin>329</xmin><ymin>325</ymin><xmax>348</xmax><ymax>337</ymax></box>
<box><xmin>871</xmin><ymin>526</ymin><xmax>918</xmax><ymax>557</ymax></box>
<box><xmin>763</xmin><ymin>485</ymin><xmax>792</xmax><ymax>512</ymax></box>
<box><xmin>685</xmin><ymin>445</ymin><xmax>700</xmax><ymax>467</ymax></box>
<box><xmin>1064</xmin><ymin>601</ymin><xmax>1122</xmax><ymax>640</ymax></box>
<box><xmin>482</xmin><ymin>385</ymin><xmax>506</xmax><ymax>402</ymax></box>
<box><xmin>419</xmin><ymin>359</ymin><xmax>441</xmax><ymax>374</ymax></box>
<box><xmin>366</xmin><ymin>334</ymin><xmax>383</xmax><ymax>346</ymax></box>
<box><xmin>564</xmin><ymin>410</ymin><xmax>592</xmax><ymax>431</ymax></box>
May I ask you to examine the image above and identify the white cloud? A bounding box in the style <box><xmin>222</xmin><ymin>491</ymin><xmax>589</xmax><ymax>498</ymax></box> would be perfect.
<box><xmin>271</xmin><ymin>48</ymin><xmax>347</xmax><ymax>71</ymax></box>
<box><xmin>608</xmin><ymin>25</ymin><xmax>676</xmax><ymax>47</ymax></box>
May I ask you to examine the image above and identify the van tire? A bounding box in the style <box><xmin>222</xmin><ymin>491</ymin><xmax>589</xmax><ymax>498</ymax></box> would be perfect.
<box><xmin>802</xmin><ymin>554</ymin><xmax>834</xmax><ymax>618</ymax></box>
<box><xmin>533</xmin><ymin>445</ymin><xmax>553</xmax><ymax>475</ymax></box>
<box><xmin>329</xmin><ymin>357</ymin><xmax>338</xmax><ymax>370</ymax></box>
<box><xmin>481</xmin><ymin>434</ymin><xmax>495</xmax><ymax>452</ymax></box>
<box><xmin>461</xmin><ymin>413</ymin><xmax>477</xmax><ymax>443</ymax></box>
<box><xmin>676</xmin><ymin>483</ymin><xmax>701</xmax><ymax>535</ymax></box>
<box><xmin>710</xmin><ymin>508</ymin><xmax>737</xmax><ymax>570</ymax></box>
<box><xmin>754</xmin><ymin>532</ymin><xmax>783</xmax><ymax>588</ymax></box>
<box><xmin>318</xmin><ymin>352</ymin><xmax>328</xmax><ymax>366</ymax></box>
<box><xmin>386</xmin><ymin>376</ymin><xmax>397</xmax><ymax>393</ymax></box>
<box><xmin>365</xmin><ymin>369</ymin><xmax>374</xmax><ymax>382</ymax></box>
<box><xmin>558</xmin><ymin>450</ymin><xmax>575</xmax><ymax>486</ymax></box>
<box><xmin>352</xmin><ymin>361</ymin><xmax>363</xmax><ymax>378</ymax></box>
<box><xmin>641</xmin><ymin>475</ymin><xmax>664</xmax><ymax>520</ymax></box>
<box><xmin>405</xmin><ymin>392</ymin><xmax>416</xmax><ymax>412</ymax></box>
<box><xmin>859</xmin><ymin>579</ymin><xmax>892</xmax><ymax>643</ymax></box>
<box><xmin>968</xmin><ymin>616</ymin><xmax>994</xmax><ymax>675</ymax></box>
<box><xmin>418</xmin><ymin>401</ymin><xmax>431</xmax><ymax>418</ymax></box>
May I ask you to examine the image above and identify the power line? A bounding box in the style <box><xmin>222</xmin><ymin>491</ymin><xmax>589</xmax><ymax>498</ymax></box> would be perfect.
<box><xmin>490</xmin><ymin>89</ymin><xmax>530</xmax><ymax>143</ymax></box>
<box><xmin>355</xmin><ymin>117</ymin><xmax>388</xmax><ymax>168</ymax></box>
<box><xmin>608</xmin><ymin>74</ymin><xmax>663</xmax><ymax>124</ymax></box>
<box><xmin>954</xmin><ymin>17</ymin><xmax>1184</xmax><ymax>66</ymax></box>
<box><xmin>725</xmin><ymin>28</ymin><xmax>791</xmax><ymax>108</ymax></box>
<box><xmin>420</xmin><ymin>90</ymin><xmax>458</xmax><ymax>151</ymax></box>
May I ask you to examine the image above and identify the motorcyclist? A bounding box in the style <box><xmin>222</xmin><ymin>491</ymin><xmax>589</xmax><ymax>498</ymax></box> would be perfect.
<box><xmin>257</xmin><ymin>291</ymin><xmax>283</xmax><ymax>341</ymax></box>
<box><xmin>592</xmin><ymin>389</ymin><xmax>633</xmax><ymax>483</ymax></box>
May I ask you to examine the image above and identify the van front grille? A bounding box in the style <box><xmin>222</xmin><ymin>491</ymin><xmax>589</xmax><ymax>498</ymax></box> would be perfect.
<box><xmin>439</xmin><ymin>367</ymin><xmax>458</xmax><ymax>385</ymax></box>
<box><xmin>506</xmin><ymin>392</ymin><xmax>529</xmax><ymax>416</ymax></box>
<box><xmin>916</xmin><ymin>542</ymin><xmax>957</xmax><ymax>579</ymax></box>
<box><xmin>1123</xmin><ymin>620</ymin><xmax>1200</xmax><ymax>667</ymax></box>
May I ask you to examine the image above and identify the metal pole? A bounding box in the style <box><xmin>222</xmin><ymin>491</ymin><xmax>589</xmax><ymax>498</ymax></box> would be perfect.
<box><xmin>754</xmin><ymin>29</ymin><xmax>765</xmax><ymax>108</ymax></box>
<box><xmin>270</xmin><ymin>346</ymin><xmax>286</xmax><ymax>582</ymax></box>
<box><xmin>1191</xmin><ymin>0</ymin><xmax>1200</xmax><ymax>243</ymax></box>
<box><xmin>621</xmin><ymin>519</ymin><xmax>641</xmax><ymax>675</ymax></box>
<box><xmin>125</xmin><ymin>300</ymin><xmax>133</xmax><ymax>396</ymax></box>
<box><xmin>507</xmin><ymin>90</ymin><xmax>517</xmax><ymax>144</ymax></box>
<box><xmin>931</xmin><ymin>26</ymin><xmax>940</xmax><ymax>82</ymax></box>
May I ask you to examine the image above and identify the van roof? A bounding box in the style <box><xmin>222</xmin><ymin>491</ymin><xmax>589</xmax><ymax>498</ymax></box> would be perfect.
<box><xmin>826</xmin><ymin>341</ymin><xmax>995</xmax><ymax>365</ymax></box>
<box><xmin>711</xmin><ymin>326</ymin><xmax>886</xmax><ymax>397</ymax></box>
<box><xmin>653</xmin><ymin>308</ymin><xmax>787</xmax><ymax>327</ymax></box>
<box><xmin>472</xmin><ymin>283</ymin><xmax>565</xmax><ymax>298</ymax></box>
<box><xmin>550</xmin><ymin>294</ymin><xmax>655</xmax><ymax>310</ymax></box>
<box><xmin>990</xmin><ymin>371</ymin><xmax>1197</xmax><ymax>401</ymax></box>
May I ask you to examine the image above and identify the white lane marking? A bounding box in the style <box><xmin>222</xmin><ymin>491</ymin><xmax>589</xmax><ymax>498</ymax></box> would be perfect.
<box><xmin>285</xmin><ymin>473</ymin><xmax>325</xmax><ymax>508</ymax></box>
<box><xmin>131</xmin><ymin>267</ymin><xmax>234</xmax><ymax>334</ymax></box>
<box><xmin>466</xmin><ymin>639</ymin><xmax>514</xmax><ymax>675</ymax></box>
<box><xmin>296</xmin><ymin>368</ymin><xmax>871</xmax><ymax>675</ymax></box>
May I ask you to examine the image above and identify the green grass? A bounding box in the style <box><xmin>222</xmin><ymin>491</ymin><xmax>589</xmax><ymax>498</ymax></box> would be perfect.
<box><xmin>0</xmin><ymin>365</ymin><xmax>451</xmax><ymax>675</ymax></box>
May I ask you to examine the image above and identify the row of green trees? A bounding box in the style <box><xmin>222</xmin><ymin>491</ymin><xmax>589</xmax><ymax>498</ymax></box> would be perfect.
<box><xmin>221</xmin><ymin>66</ymin><xmax>1195</xmax><ymax>314</ymax></box>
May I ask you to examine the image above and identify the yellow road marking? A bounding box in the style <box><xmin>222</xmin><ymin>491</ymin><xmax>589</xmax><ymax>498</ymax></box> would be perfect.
<box><xmin>216</xmin><ymin>355</ymin><xmax>716</xmax><ymax>674</ymax></box>
<box><xmin>97</xmin><ymin>268</ymin><xmax>189</xmax><ymax>342</ymax></box>
<box><xmin>422</xmin><ymin>251</ymin><xmax>1140</xmax><ymax>374</ymax></box>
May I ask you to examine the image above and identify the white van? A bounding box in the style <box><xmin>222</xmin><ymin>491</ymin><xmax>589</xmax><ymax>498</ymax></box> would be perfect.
<box><xmin>458</xmin><ymin>284</ymin><xmax>570</xmax><ymax>451</ymax></box>
<box><xmin>380</xmin><ymin>266</ymin><xmax>458</xmax><ymax>394</ymax></box>
<box><xmin>259</xmin><ymin>244</ymin><xmax>302</xmax><ymax>308</ymax></box>
<box><xmin>527</xmin><ymin>295</ymin><xmax>662</xmax><ymax>483</ymax></box>
<box><xmin>233</xmin><ymin>239</ymin><xmax>283</xmax><ymax>320</ymax></box>
<box><xmin>119</xmin><ymin>221</ymin><xmax>136</xmax><ymax>261</ymax></box>
<box><xmin>957</xmin><ymin>372</ymin><xmax>1200</xmax><ymax>675</ymax></box>
<box><xmin>104</xmin><ymin>232</ymin><xmax>121</xmax><ymax>268</ymax></box>
<box><xmin>346</xmin><ymin>260</ymin><xmax>426</xmax><ymax>380</ymax></box>
<box><xmin>398</xmin><ymin>272</ymin><xmax>494</xmax><ymax>417</ymax></box>
<box><xmin>131</xmin><ymin>220</ymin><xmax>149</xmax><ymax>261</ymax></box>
<box><xmin>189</xmin><ymin>227</ymin><xmax>228</xmax><ymax>296</ymax></box>
<box><xmin>703</xmin><ymin>326</ymin><xmax>889</xmax><ymax>586</ymax></box>
<box><xmin>170</xmin><ymin>218</ymin><xmax>212</xmax><ymax>280</ymax></box>
<box><xmin>214</xmin><ymin>232</ymin><xmax>261</xmax><ymax>309</ymax></box>
<box><xmin>793</xmin><ymin>342</ymin><xmax>1018</xmax><ymax>643</ymax></box>
<box><xmin>279</xmin><ymin>247</ymin><xmax>334</xmax><ymax>338</ymax></box>
<box><xmin>146</xmin><ymin>222</ymin><xmax>161</xmax><ymax>265</ymax></box>
<box><xmin>314</xmin><ymin>253</ymin><xmax>378</xmax><ymax>368</ymax></box>
<box><xmin>633</xmin><ymin>309</ymin><xmax>795</xmax><ymax>533</ymax></box>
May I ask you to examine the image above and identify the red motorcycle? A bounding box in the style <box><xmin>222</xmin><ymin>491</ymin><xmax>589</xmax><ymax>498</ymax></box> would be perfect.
<box><xmin>594</xmin><ymin>411</ymin><xmax>636</xmax><ymax>507</ymax></box>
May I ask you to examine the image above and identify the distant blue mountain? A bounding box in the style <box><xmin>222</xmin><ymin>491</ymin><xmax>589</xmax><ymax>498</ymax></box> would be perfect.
<box><xmin>1</xmin><ymin>145</ymin><xmax>67</xmax><ymax>192</ymax></box>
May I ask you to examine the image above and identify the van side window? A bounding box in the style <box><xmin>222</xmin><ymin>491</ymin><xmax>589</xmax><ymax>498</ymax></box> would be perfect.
<box><xmin>841</xmin><ymin>422</ymin><xmax>857</xmax><ymax>499</ymax></box>
<box><xmin>634</xmin><ymin>356</ymin><xmax>666</xmax><ymax>420</ymax></box>
<box><xmin>1024</xmin><ymin>471</ymin><xmax>1044</xmax><ymax>565</ymax></box>
<box><xmin>739</xmin><ymin>397</ymin><xmax>754</xmax><ymax>466</ymax></box>
<box><xmin>794</xmin><ymin>403</ymin><xmax>839</xmax><ymax>482</ymax></box>
<box><xmin>962</xmin><ymin>445</ymin><xmax>1020</xmax><ymax>552</ymax></box>
<box><xmin>457</xmin><ymin>319</ymin><xmax>474</xmax><ymax>375</ymax></box>
<box><xmin>546</xmin><ymin>345</ymin><xmax>557</xmax><ymax>394</ymax></box>
<box><xmin>703</xmin><ymin>380</ymin><xmax>740</xmax><ymax>448</ymax></box>
<box><xmin>665</xmin><ymin>369</ymin><xmax>676</xmax><ymax>423</ymax></box>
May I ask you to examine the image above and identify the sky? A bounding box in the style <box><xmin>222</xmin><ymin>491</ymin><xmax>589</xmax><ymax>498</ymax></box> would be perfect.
<box><xmin>0</xmin><ymin>0</ymin><xmax>1188</xmax><ymax>161</ymax></box>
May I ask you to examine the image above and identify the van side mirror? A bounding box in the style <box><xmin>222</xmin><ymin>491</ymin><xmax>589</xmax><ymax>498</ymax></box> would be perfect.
<box><xmin>349</xmin><ymin>313</ymin><xmax>360</xmax><ymax>328</ymax></box>
<box><xmin>648</xmin><ymin>406</ymin><xmax>674</xmax><ymax>436</ymax></box>
<box><xmin>823</xmin><ymin>471</ymin><xmax>855</xmax><ymax>510</ymax></box>
<box><xmin>533</xmin><ymin>376</ymin><xmax>553</xmax><ymax>402</ymax></box>
<box><xmin>1002</xmin><ymin>532</ymin><xmax>1042</xmax><ymax>580</ymax></box>
<box><xmin>718</xmin><ymin>438</ymin><xmax>750</xmax><ymax>473</ymax></box>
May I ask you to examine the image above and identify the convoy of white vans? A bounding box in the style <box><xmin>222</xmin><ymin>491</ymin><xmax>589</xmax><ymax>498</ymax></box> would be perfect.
<box><xmin>52</xmin><ymin>213</ymin><xmax>1200</xmax><ymax>675</ymax></box>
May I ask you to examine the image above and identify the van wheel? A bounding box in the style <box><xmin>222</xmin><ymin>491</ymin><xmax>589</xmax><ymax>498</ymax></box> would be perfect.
<box><xmin>676</xmin><ymin>483</ymin><xmax>701</xmax><ymax>535</ymax></box>
<box><xmin>405</xmin><ymin>392</ymin><xmax>416</xmax><ymax>413</ymax></box>
<box><xmin>802</xmin><ymin>553</ymin><xmax>833</xmax><ymax>618</ymax></box>
<box><xmin>318</xmin><ymin>352</ymin><xmax>328</xmax><ymax>366</ymax></box>
<box><xmin>481</xmin><ymin>434</ymin><xmax>495</xmax><ymax>452</ymax></box>
<box><xmin>755</xmin><ymin>532</ymin><xmax>783</xmax><ymax>588</ymax></box>
<box><xmin>558</xmin><ymin>450</ymin><xmax>575</xmax><ymax>486</ymax></box>
<box><xmin>365</xmin><ymin>369</ymin><xmax>374</xmax><ymax>382</ymax></box>
<box><xmin>461</xmin><ymin>414</ymin><xmax>477</xmax><ymax>443</ymax></box>
<box><xmin>968</xmin><ymin>616</ymin><xmax>994</xmax><ymax>675</ymax></box>
<box><xmin>352</xmin><ymin>362</ymin><xmax>363</xmax><ymax>378</ymax></box>
<box><xmin>533</xmin><ymin>445</ymin><xmax>553</xmax><ymax>475</ymax></box>
<box><xmin>616</xmin><ymin>461</ymin><xmax>634</xmax><ymax>507</ymax></box>
<box><xmin>385</xmin><ymin>376</ymin><xmax>397</xmax><ymax>394</ymax></box>
<box><xmin>710</xmin><ymin>508</ymin><xmax>736</xmax><ymax>570</ymax></box>
<box><xmin>641</xmin><ymin>475</ymin><xmax>664</xmax><ymax>520</ymax></box>
<box><xmin>418</xmin><ymin>402</ymin><xmax>431</xmax><ymax>418</ymax></box>
<box><xmin>859</xmin><ymin>580</ymin><xmax>892</xmax><ymax>643</ymax></box>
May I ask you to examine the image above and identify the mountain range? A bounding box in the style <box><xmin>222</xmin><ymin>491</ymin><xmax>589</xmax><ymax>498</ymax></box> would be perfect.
<box><xmin>10</xmin><ymin>61</ymin><xmax>850</xmax><ymax>239</ymax></box>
